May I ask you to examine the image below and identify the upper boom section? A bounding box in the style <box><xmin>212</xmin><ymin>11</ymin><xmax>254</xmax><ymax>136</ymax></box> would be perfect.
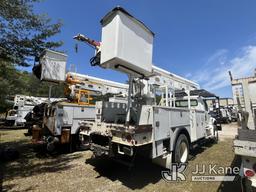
<box><xmin>13</xmin><ymin>95</ymin><xmax>64</xmax><ymax>107</ymax></box>
<box><xmin>74</xmin><ymin>6</ymin><xmax>199</xmax><ymax>91</ymax></box>
<box><xmin>152</xmin><ymin>66</ymin><xmax>199</xmax><ymax>90</ymax></box>
<box><xmin>66</xmin><ymin>72</ymin><xmax>128</xmax><ymax>96</ymax></box>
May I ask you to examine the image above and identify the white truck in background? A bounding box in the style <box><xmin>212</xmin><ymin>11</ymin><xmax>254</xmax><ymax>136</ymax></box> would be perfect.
<box><xmin>230</xmin><ymin>71</ymin><xmax>256</xmax><ymax>191</ymax></box>
<box><xmin>5</xmin><ymin>95</ymin><xmax>62</xmax><ymax>127</ymax></box>
<box><xmin>42</xmin><ymin>73</ymin><xmax>128</xmax><ymax>151</ymax></box>
<box><xmin>219</xmin><ymin>107</ymin><xmax>232</xmax><ymax>123</ymax></box>
<box><xmin>76</xmin><ymin>6</ymin><xmax>218</xmax><ymax>168</ymax></box>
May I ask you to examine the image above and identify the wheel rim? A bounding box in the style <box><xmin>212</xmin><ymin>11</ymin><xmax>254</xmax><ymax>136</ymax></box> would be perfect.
<box><xmin>179</xmin><ymin>141</ymin><xmax>188</xmax><ymax>163</ymax></box>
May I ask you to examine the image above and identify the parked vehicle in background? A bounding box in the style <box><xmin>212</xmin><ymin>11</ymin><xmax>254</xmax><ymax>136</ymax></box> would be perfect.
<box><xmin>220</xmin><ymin>107</ymin><xmax>232</xmax><ymax>123</ymax></box>
<box><xmin>5</xmin><ymin>109</ymin><xmax>18</xmax><ymax>126</ymax></box>
<box><xmin>228</xmin><ymin>106</ymin><xmax>238</xmax><ymax>122</ymax></box>
<box><xmin>206</xmin><ymin>98</ymin><xmax>222</xmax><ymax>130</ymax></box>
<box><xmin>207</xmin><ymin>98</ymin><xmax>237</xmax><ymax>124</ymax></box>
<box><xmin>0</xmin><ymin>113</ymin><xmax>6</xmax><ymax>124</ymax></box>
<box><xmin>5</xmin><ymin>95</ymin><xmax>60</xmax><ymax>127</ymax></box>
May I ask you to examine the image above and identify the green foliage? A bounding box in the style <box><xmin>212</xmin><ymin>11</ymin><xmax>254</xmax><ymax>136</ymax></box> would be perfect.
<box><xmin>0</xmin><ymin>60</ymin><xmax>65</xmax><ymax>112</ymax></box>
<box><xmin>0</xmin><ymin>0</ymin><xmax>63</xmax><ymax>66</ymax></box>
<box><xmin>0</xmin><ymin>0</ymin><xmax>64</xmax><ymax>112</ymax></box>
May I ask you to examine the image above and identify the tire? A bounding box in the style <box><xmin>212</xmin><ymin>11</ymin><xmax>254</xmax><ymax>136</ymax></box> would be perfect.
<box><xmin>173</xmin><ymin>134</ymin><xmax>189</xmax><ymax>164</ymax></box>
<box><xmin>79</xmin><ymin>134</ymin><xmax>90</xmax><ymax>150</ymax></box>
<box><xmin>68</xmin><ymin>134</ymin><xmax>82</xmax><ymax>152</ymax></box>
<box><xmin>46</xmin><ymin>142</ymin><xmax>55</xmax><ymax>152</ymax></box>
<box><xmin>212</xmin><ymin>127</ymin><xmax>219</xmax><ymax>143</ymax></box>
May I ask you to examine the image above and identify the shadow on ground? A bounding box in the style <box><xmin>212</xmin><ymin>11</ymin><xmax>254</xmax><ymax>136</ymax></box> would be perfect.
<box><xmin>217</xmin><ymin>155</ymin><xmax>242</xmax><ymax>192</ymax></box>
<box><xmin>86</xmin><ymin>155</ymin><xmax>163</xmax><ymax>190</ymax></box>
<box><xmin>0</xmin><ymin>138</ymin><xmax>82</xmax><ymax>192</ymax></box>
<box><xmin>189</xmin><ymin>139</ymin><xmax>215</xmax><ymax>160</ymax></box>
<box><xmin>85</xmin><ymin>140</ymin><xmax>219</xmax><ymax>190</ymax></box>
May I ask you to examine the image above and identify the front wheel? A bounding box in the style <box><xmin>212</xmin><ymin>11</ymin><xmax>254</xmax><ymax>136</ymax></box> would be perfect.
<box><xmin>173</xmin><ymin>134</ymin><xmax>189</xmax><ymax>164</ymax></box>
<box><xmin>225</xmin><ymin>118</ymin><xmax>230</xmax><ymax>124</ymax></box>
<box><xmin>212</xmin><ymin>127</ymin><xmax>219</xmax><ymax>143</ymax></box>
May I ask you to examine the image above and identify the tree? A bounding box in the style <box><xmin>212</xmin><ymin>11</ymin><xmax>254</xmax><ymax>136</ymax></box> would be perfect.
<box><xmin>0</xmin><ymin>0</ymin><xmax>63</xmax><ymax>66</ymax></box>
<box><xmin>0</xmin><ymin>0</ymin><xmax>64</xmax><ymax>112</ymax></box>
<box><xmin>0</xmin><ymin>60</ymin><xmax>65</xmax><ymax>112</ymax></box>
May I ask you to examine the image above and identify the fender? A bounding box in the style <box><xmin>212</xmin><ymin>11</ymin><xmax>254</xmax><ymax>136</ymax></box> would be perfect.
<box><xmin>170</xmin><ymin>127</ymin><xmax>191</xmax><ymax>152</ymax></box>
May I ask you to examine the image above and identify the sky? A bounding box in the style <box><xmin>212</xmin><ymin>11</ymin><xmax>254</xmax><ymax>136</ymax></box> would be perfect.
<box><xmin>26</xmin><ymin>0</ymin><xmax>256</xmax><ymax>97</ymax></box>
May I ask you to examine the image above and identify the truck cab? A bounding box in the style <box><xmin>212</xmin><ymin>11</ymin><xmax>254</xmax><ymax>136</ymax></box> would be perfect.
<box><xmin>5</xmin><ymin>109</ymin><xmax>17</xmax><ymax>126</ymax></box>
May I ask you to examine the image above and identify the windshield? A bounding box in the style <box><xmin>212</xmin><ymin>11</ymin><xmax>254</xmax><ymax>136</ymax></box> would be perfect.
<box><xmin>9</xmin><ymin>110</ymin><xmax>17</xmax><ymax>116</ymax></box>
<box><xmin>175</xmin><ymin>99</ymin><xmax>198</xmax><ymax>107</ymax></box>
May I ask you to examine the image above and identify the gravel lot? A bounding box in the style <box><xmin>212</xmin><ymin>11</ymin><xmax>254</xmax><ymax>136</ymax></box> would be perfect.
<box><xmin>0</xmin><ymin>123</ymin><xmax>241</xmax><ymax>192</ymax></box>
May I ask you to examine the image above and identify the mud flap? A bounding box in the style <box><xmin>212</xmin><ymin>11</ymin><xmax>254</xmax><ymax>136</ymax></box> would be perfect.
<box><xmin>32</xmin><ymin>125</ymin><xmax>42</xmax><ymax>143</ymax></box>
<box><xmin>152</xmin><ymin>152</ymin><xmax>172</xmax><ymax>169</ymax></box>
<box><xmin>61</xmin><ymin>129</ymin><xmax>70</xmax><ymax>144</ymax></box>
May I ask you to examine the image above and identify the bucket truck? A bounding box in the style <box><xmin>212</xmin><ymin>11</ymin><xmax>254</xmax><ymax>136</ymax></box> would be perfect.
<box><xmin>31</xmin><ymin>50</ymin><xmax>128</xmax><ymax>152</ymax></box>
<box><xmin>5</xmin><ymin>95</ymin><xmax>62</xmax><ymax>127</ymax></box>
<box><xmin>76</xmin><ymin>6</ymin><xmax>218</xmax><ymax>168</ymax></box>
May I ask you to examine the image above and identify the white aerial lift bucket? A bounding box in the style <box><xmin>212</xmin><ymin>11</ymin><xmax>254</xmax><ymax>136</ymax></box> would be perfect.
<box><xmin>100</xmin><ymin>7</ymin><xmax>154</xmax><ymax>78</ymax></box>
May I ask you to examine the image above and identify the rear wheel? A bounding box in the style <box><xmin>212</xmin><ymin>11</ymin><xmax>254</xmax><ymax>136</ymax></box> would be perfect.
<box><xmin>79</xmin><ymin>134</ymin><xmax>90</xmax><ymax>150</ymax></box>
<box><xmin>46</xmin><ymin>141</ymin><xmax>56</xmax><ymax>152</ymax></box>
<box><xmin>68</xmin><ymin>134</ymin><xmax>78</xmax><ymax>153</ymax></box>
<box><xmin>174</xmin><ymin>134</ymin><xmax>189</xmax><ymax>164</ymax></box>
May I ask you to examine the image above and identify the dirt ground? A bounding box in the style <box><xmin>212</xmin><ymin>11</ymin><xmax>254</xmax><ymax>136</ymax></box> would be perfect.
<box><xmin>0</xmin><ymin>123</ymin><xmax>241</xmax><ymax>192</ymax></box>
<box><xmin>218</xmin><ymin>122</ymin><xmax>238</xmax><ymax>141</ymax></box>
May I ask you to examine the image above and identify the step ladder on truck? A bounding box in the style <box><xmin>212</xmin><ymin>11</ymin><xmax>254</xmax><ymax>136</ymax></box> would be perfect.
<box><xmin>75</xmin><ymin>6</ymin><xmax>219</xmax><ymax>168</ymax></box>
<box><xmin>230</xmin><ymin>71</ymin><xmax>256</xmax><ymax>191</ymax></box>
